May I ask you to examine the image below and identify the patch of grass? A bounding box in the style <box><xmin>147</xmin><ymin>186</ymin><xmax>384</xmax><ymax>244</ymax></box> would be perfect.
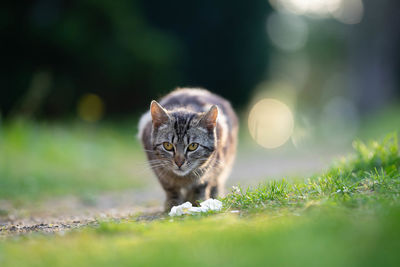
<box><xmin>0</xmin><ymin>119</ymin><xmax>146</xmax><ymax>202</ymax></box>
<box><xmin>223</xmin><ymin>133</ymin><xmax>399</xmax><ymax>211</ymax></box>
<box><xmin>0</xmin><ymin>134</ymin><xmax>399</xmax><ymax>266</ymax></box>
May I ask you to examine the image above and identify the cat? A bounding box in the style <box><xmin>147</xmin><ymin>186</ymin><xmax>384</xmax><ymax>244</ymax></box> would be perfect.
<box><xmin>138</xmin><ymin>88</ymin><xmax>238</xmax><ymax>211</ymax></box>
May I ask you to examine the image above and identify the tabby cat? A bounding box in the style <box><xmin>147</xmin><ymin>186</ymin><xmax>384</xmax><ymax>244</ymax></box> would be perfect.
<box><xmin>138</xmin><ymin>88</ymin><xmax>238</xmax><ymax>211</ymax></box>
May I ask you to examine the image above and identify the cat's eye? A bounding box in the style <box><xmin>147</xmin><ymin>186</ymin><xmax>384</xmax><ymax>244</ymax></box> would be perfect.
<box><xmin>163</xmin><ymin>142</ymin><xmax>174</xmax><ymax>151</ymax></box>
<box><xmin>187</xmin><ymin>143</ymin><xmax>199</xmax><ymax>151</ymax></box>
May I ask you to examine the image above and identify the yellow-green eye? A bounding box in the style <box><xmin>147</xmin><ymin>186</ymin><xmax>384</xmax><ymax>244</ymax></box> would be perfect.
<box><xmin>163</xmin><ymin>142</ymin><xmax>174</xmax><ymax>151</ymax></box>
<box><xmin>187</xmin><ymin>143</ymin><xmax>199</xmax><ymax>151</ymax></box>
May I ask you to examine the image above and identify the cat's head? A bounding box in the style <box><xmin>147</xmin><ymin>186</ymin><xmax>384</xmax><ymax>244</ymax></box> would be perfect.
<box><xmin>149</xmin><ymin>100</ymin><xmax>218</xmax><ymax>176</ymax></box>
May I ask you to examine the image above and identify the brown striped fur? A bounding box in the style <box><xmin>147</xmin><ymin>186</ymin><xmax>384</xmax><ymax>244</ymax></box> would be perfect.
<box><xmin>138</xmin><ymin>88</ymin><xmax>238</xmax><ymax>211</ymax></box>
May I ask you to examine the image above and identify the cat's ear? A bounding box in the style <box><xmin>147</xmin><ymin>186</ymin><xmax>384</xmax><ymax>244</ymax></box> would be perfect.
<box><xmin>150</xmin><ymin>100</ymin><xmax>170</xmax><ymax>127</ymax></box>
<box><xmin>199</xmin><ymin>105</ymin><xmax>218</xmax><ymax>131</ymax></box>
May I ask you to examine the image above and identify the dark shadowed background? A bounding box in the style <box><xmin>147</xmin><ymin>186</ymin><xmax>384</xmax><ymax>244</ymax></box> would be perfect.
<box><xmin>1</xmin><ymin>0</ymin><xmax>399</xmax><ymax>119</ymax></box>
<box><xmin>1</xmin><ymin>0</ymin><xmax>269</xmax><ymax>117</ymax></box>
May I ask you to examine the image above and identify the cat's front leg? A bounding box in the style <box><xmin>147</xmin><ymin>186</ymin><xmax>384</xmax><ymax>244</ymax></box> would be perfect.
<box><xmin>209</xmin><ymin>185</ymin><xmax>219</xmax><ymax>199</ymax></box>
<box><xmin>185</xmin><ymin>182</ymin><xmax>209</xmax><ymax>206</ymax></box>
<box><xmin>164</xmin><ymin>187</ymin><xmax>183</xmax><ymax>212</ymax></box>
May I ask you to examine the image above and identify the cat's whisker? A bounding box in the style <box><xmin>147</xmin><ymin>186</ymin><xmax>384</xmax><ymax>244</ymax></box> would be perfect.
<box><xmin>133</xmin><ymin>165</ymin><xmax>160</xmax><ymax>174</ymax></box>
<box><xmin>132</xmin><ymin>162</ymin><xmax>158</xmax><ymax>173</ymax></box>
<box><xmin>147</xmin><ymin>160</ymin><xmax>168</xmax><ymax>164</ymax></box>
<box><xmin>147</xmin><ymin>163</ymin><xmax>169</xmax><ymax>169</ymax></box>
<box><xmin>192</xmin><ymin>169</ymin><xmax>199</xmax><ymax>178</ymax></box>
<box><xmin>133</xmin><ymin>158</ymin><xmax>171</xmax><ymax>173</ymax></box>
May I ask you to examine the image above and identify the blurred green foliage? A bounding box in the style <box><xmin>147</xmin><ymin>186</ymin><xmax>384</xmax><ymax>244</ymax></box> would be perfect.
<box><xmin>0</xmin><ymin>119</ymin><xmax>145</xmax><ymax>201</ymax></box>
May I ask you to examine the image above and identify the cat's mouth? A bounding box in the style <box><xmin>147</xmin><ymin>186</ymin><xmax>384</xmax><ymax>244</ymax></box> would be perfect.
<box><xmin>172</xmin><ymin>167</ymin><xmax>192</xmax><ymax>176</ymax></box>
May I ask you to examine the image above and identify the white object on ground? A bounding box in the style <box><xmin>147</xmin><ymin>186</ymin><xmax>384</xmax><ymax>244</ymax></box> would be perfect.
<box><xmin>168</xmin><ymin>202</ymin><xmax>193</xmax><ymax>216</ymax></box>
<box><xmin>168</xmin><ymin>199</ymin><xmax>223</xmax><ymax>216</ymax></box>
<box><xmin>199</xmin><ymin>198</ymin><xmax>223</xmax><ymax>211</ymax></box>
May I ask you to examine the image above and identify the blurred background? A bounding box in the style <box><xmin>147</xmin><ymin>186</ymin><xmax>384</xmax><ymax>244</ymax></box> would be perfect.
<box><xmin>1</xmin><ymin>0</ymin><xmax>400</xmax><ymax>217</ymax></box>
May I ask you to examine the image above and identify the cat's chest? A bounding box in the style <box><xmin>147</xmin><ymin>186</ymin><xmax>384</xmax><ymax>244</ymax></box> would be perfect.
<box><xmin>155</xmin><ymin>168</ymin><xmax>207</xmax><ymax>187</ymax></box>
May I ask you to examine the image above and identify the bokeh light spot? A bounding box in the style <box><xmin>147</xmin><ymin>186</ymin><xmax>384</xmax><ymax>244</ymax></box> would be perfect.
<box><xmin>332</xmin><ymin>0</ymin><xmax>363</xmax><ymax>25</ymax></box>
<box><xmin>267</xmin><ymin>12</ymin><xmax>308</xmax><ymax>52</ymax></box>
<box><xmin>270</xmin><ymin>0</ymin><xmax>363</xmax><ymax>24</ymax></box>
<box><xmin>248</xmin><ymin>98</ymin><xmax>294</xmax><ymax>149</ymax></box>
<box><xmin>77</xmin><ymin>93</ymin><xmax>105</xmax><ymax>122</ymax></box>
<box><xmin>270</xmin><ymin>0</ymin><xmax>341</xmax><ymax>16</ymax></box>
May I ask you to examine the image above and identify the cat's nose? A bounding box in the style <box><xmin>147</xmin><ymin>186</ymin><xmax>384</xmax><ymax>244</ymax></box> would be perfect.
<box><xmin>174</xmin><ymin>158</ymin><xmax>185</xmax><ymax>168</ymax></box>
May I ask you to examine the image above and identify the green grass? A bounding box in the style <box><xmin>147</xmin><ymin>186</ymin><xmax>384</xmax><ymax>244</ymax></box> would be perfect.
<box><xmin>1</xmin><ymin>206</ymin><xmax>400</xmax><ymax>267</ymax></box>
<box><xmin>223</xmin><ymin>134</ymin><xmax>399</xmax><ymax>211</ymax></box>
<box><xmin>0</xmin><ymin>119</ymin><xmax>146</xmax><ymax>202</ymax></box>
<box><xmin>0</xmin><ymin>133</ymin><xmax>399</xmax><ymax>266</ymax></box>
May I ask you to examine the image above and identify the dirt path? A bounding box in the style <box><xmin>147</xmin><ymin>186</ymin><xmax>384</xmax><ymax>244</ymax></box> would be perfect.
<box><xmin>0</xmin><ymin>147</ymin><xmax>345</xmax><ymax>238</ymax></box>
<box><xmin>0</xmin><ymin>209</ymin><xmax>166</xmax><ymax>238</ymax></box>
<box><xmin>0</xmin><ymin>188</ymin><xmax>165</xmax><ymax>238</ymax></box>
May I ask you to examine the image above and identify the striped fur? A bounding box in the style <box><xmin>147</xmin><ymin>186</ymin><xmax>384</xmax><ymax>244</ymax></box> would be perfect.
<box><xmin>138</xmin><ymin>88</ymin><xmax>238</xmax><ymax>211</ymax></box>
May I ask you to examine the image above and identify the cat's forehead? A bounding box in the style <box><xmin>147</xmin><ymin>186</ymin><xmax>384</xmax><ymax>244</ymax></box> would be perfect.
<box><xmin>170</xmin><ymin>110</ymin><xmax>199</xmax><ymax>122</ymax></box>
<box><xmin>169</xmin><ymin>112</ymin><xmax>197</xmax><ymax>140</ymax></box>
<box><xmin>170</xmin><ymin>111</ymin><xmax>199</xmax><ymax>129</ymax></box>
<box><xmin>154</xmin><ymin>111</ymin><xmax>210</xmax><ymax>141</ymax></box>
